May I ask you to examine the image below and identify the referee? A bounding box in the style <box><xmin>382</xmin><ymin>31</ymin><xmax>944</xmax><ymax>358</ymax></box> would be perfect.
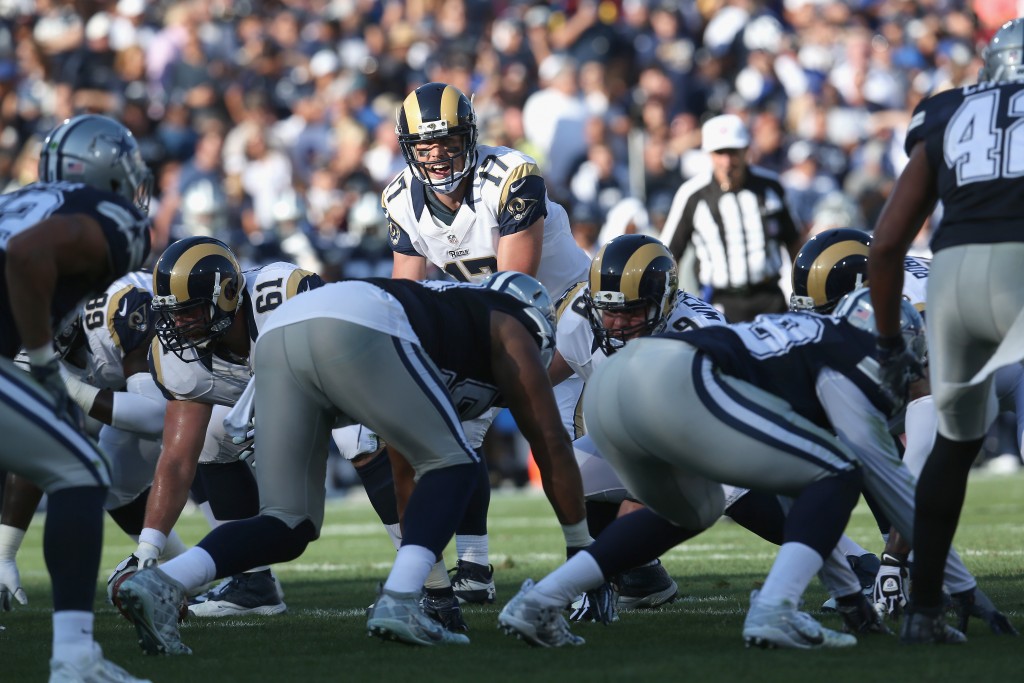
<box><xmin>660</xmin><ymin>114</ymin><xmax>803</xmax><ymax>322</ymax></box>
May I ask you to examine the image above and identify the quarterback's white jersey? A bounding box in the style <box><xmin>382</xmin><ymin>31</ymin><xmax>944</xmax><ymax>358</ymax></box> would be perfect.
<box><xmin>150</xmin><ymin>261</ymin><xmax>324</xmax><ymax>405</ymax></box>
<box><xmin>383</xmin><ymin>143</ymin><xmax>590</xmax><ymax>298</ymax></box>
<box><xmin>556</xmin><ymin>284</ymin><xmax>727</xmax><ymax>382</ymax></box>
<box><xmin>80</xmin><ymin>270</ymin><xmax>154</xmax><ymax>389</ymax></box>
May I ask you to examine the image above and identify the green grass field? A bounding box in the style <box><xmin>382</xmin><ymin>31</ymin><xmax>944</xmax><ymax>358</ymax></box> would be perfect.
<box><xmin>3</xmin><ymin>472</ymin><xmax>1022</xmax><ymax>683</ymax></box>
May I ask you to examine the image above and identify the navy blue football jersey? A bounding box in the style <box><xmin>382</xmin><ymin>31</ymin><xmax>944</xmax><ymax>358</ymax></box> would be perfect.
<box><xmin>0</xmin><ymin>182</ymin><xmax>151</xmax><ymax>358</ymax></box>
<box><xmin>906</xmin><ymin>80</ymin><xmax>1024</xmax><ymax>251</ymax></box>
<box><xmin>363</xmin><ymin>278</ymin><xmax>549</xmax><ymax>420</ymax></box>
<box><xmin>663</xmin><ymin>311</ymin><xmax>893</xmax><ymax>426</ymax></box>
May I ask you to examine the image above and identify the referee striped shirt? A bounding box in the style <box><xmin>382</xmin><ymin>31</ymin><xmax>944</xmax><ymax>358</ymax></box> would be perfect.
<box><xmin>660</xmin><ymin>166</ymin><xmax>800</xmax><ymax>291</ymax></box>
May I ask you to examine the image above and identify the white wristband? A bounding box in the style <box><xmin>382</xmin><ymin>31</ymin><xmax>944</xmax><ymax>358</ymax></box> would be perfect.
<box><xmin>62</xmin><ymin>369</ymin><xmax>101</xmax><ymax>413</ymax></box>
<box><xmin>25</xmin><ymin>345</ymin><xmax>55</xmax><ymax>367</ymax></box>
<box><xmin>0</xmin><ymin>524</ymin><xmax>27</xmax><ymax>561</ymax></box>
<box><xmin>561</xmin><ymin>520</ymin><xmax>594</xmax><ymax>549</ymax></box>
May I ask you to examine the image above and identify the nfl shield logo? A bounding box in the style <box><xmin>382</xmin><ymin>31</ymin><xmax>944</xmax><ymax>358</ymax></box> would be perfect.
<box><xmin>447</xmin><ymin>234</ymin><xmax>458</xmax><ymax>244</ymax></box>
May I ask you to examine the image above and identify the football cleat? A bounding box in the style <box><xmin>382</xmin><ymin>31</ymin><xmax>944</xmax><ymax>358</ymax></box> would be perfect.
<box><xmin>899</xmin><ymin>606</ymin><xmax>967</xmax><ymax>644</ymax></box>
<box><xmin>448</xmin><ymin>560</ymin><xmax>496</xmax><ymax>605</ymax></box>
<box><xmin>118</xmin><ymin>563</ymin><xmax>192</xmax><ymax>656</ymax></box>
<box><xmin>615</xmin><ymin>559</ymin><xmax>678</xmax><ymax>610</ymax></box>
<box><xmin>743</xmin><ymin>590</ymin><xmax>857</xmax><ymax>649</ymax></box>
<box><xmin>48</xmin><ymin>644</ymin><xmax>152</xmax><ymax>683</ymax></box>
<box><xmin>499</xmin><ymin>579</ymin><xmax>585</xmax><ymax>648</ymax></box>
<box><xmin>367</xmin><ymin>585</ymin><xmax>470</xmax><ymax>646</ymax></box>
<box><xmin>421</xmin><ymin>587</ymin><xmax>469</xmax><ymax>632</ymax></box>
<box><xmin>568</xmin><ymin>581</ymin><xmax>619</xmax><ymax>624</ymax></box>
<box><xmin>187</xmin><ymin>569</ymin><xmax>287</xmax><ymax>617</ymax></box>
<box><xmin>107</xmin><ymin>554</ymin><xmax>141</xmax><ymax>616</ymax></box>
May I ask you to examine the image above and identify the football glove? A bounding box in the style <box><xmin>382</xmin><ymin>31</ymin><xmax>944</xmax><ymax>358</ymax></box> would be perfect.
<box><xmin>568</xmin><ymin>581</ymin><xmax>618</xmax><ymax>624</ymax></box>
<box><xmin>0</xmin><ymin>559</ymin><xmax>27</xmax><ymax>611</ymax></box>
<box><xmin>951</xmin><ymin>586</ymin><xmax>1018</xmax><ymax>636</ymax></box>
<box><xmin>872</xmin><ymin>553</ymin><xmax>908</xmax><ymax>619</ymax></box>
<box><xmin>232</xmin><ymin>418</ymin><xmax>256</xmax><ymax>463</ymax></box>
<box><xmin>876</xmin><ymin>336</ymin><xmax>924</xmax><ymax>412</ymax></box>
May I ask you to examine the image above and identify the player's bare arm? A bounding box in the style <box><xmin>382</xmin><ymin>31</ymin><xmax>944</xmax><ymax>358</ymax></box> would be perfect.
<box><xmin>491</xmin><ymin>311</ymin><xmax>585</xmax><ymax>526</ymax></box>
<box><xmin>496</xmin><ymin>218</ymin><xmax>544</xmax><ymax>277</ymax></box>
<box><xmin>868</xmin><ymin>143</ymin><xmax>938</xmax><ymax>339</ymax></box>
<box><xmin>5</xmin><ymin>214</ymin><xmax>110</xmax><ymax>350</ymax></box>
<box><xmin>145</xmin><ymin>398</ymin><xmax>213</xmax><ymax>535</ymax></box>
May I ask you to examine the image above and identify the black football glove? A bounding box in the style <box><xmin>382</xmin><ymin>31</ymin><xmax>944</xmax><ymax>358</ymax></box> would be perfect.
<box><xmin>951</xmin><ymin>586</ymin><xmax>1018</xmax><ymax>636</ymax></box>
<box><xmin>876</xmin><ymin>335</ymin><xmax>924</xmax><ymax>411</ymax></box>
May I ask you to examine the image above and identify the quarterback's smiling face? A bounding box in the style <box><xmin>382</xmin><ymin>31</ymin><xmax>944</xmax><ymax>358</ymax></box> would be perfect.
<box><xmin>414</xmin><ymin>136</ymin><xmax>466</xmax><ymax>180</ymax></box>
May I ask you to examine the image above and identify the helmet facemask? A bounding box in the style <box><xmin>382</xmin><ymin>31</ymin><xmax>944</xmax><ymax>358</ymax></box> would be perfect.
<box><xmin>153</xmin><ymin>275</ymin><xmax>240</xmax><ymax>361</ymax></box>
<box><xmin>584</xmin><ymin>291</ymin><xmax>666</xmax><ymax>356</ymax></box>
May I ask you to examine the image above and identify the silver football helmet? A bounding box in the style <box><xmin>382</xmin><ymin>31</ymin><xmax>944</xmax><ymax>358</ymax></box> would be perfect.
<box><xmin>38</xmin><ymin>114</ymin><xmax>154</xmax><ymax>214</ymax></box>
<box><xmin>481</xmin><ymin>271</ymin><xmax>556</xmax><ymax>368</ymax></box>
<box><xmin>833</xmin><ymin>286</ymin><xmax>927</xmax><ymax>367</ymax></box>
<box><xmin>979</xmin><ymin>18</ymin><xmax>1024</xmax><ymax>83</ymax></box>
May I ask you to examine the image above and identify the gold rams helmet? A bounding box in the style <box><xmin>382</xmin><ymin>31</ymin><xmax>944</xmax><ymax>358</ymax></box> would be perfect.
<box><xmin>395</xmin><ymin>82</ymin><xmax>478</xmax><ymax>194</ymax></box>
<box><xmin>790</xmin><ymin>228</ymin><xmax>871</xmax><ymax>314</ymax></box>
<box><xmin>583</xmin><ymin>234</ymin><xmax>679</xmax><ymax>355</ymax></box>
<box><xmin>151</xmin><ymin>236</ymin><xmax>244</xmax><ymax>361</ymax></box>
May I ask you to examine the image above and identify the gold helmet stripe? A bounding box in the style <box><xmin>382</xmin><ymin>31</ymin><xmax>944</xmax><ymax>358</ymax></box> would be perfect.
<box><xmin>806</xmin><ymin>241</ymin><xmax>869</xmax><ymax>308</ymax></box>
<box><xmin>401</xmin><ymin>90</ymin><xmax>423</xmax><ymax>133</ymax></box>
<box><xmin>619</xmin><ymin>242</ymin><xmax>669</xmax><ymax>300</ymax></box>
<box><xmin>439</xmin><ymin>85</ymin><xmax>462</xmax><ymax>126</ymax></box>
<box><xmin>166</xmin><ymin>243</ymin><xmax>240</xmax><ymax>307</ymax></box>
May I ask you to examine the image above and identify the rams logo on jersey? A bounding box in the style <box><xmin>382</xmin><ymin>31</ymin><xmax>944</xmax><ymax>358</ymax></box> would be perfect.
<box><xmin>508</xmin><ymin>197</ymin><xmax>536</xmax><ymax>222</ymax></box>
<box><xmin>389</xmin><ymin>223</ymin><xmax>401</xmax><ymax>246</ymax></box>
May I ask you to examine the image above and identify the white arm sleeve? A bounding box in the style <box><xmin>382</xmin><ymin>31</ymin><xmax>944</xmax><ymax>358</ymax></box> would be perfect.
<box><xmin>110</xmin><ymin>373</ymin><xmax>167</xmax><ymax>437</ymax></box>
<box><xmin>901</xmin><ymin>395</ymin><xmax>938</xmax><ymax>478</ymax></box>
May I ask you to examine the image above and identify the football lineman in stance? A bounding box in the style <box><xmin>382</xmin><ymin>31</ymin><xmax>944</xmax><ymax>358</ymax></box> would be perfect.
<box><xmin>114</xmin><ymin>236</ymin><xmax>324</xmax><ymax>619</ymax></box>
<box><xmin>0</xmin><ymin>114</ymin><xmax>152</xmax><ymax>682</ymax></box>
<box><xmin>500</xmin><ymin>289</ymin><xmax>934</xmax><ymax>649</ymax></box>
<box><xmin>117</xmin><ymin>273</ymin><xmax>587</xmax><ymax>652</ymax></box>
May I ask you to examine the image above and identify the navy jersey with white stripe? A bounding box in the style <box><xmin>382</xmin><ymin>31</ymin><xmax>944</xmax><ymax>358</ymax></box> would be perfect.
<box><xmin>663</xmin><ymin>311</ymin><xmax>893</xmax><ymax>426</ymax></box>
<box><xmin>907</xmin><ymin>79</ymin><xmax>1024</xmax><ymax>251</ymax></box>
<box><xmin>0</xmin><ymin>182</ymin><xmax>150</xmax><ymax>357</ymax></box>
<box><xmin>361</xmin><ymin>278</ymin><xmax>545</xmax><ymax>420</ymax></box>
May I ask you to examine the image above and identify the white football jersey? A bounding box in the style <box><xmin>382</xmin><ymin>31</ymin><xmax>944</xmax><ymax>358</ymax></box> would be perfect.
<box><xmin>150</xmin><ymin>262</ymin><xmax>323</xmax><ymax>405</ymax></box>
<box><xmin>902</xmin><ymin>254</ymin><xmax>929</xmax><ymax>312</ymax></box>
<box><xmin>556</xmin><ymin>284</ymin><xmax>727</xmax><ymax>382</ymax></box>
<box><xmin>80</xmin><ymin>270</ymin><xmax>153</xmax><ymax>390</ymax></box>
<box><xmin>383</xmin><ymin>143</ymin><xmax>590</xmax><ymax>298</ymax></box>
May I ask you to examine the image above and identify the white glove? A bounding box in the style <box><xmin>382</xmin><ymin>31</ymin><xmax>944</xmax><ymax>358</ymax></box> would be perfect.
<box><xmin>872</xmin><ymin>553</ymin><xmax>908</xmax><ymax>619</ymax></box>
<box><xmin>0</xmin><ymin>559</ymin><xmax>27</xmax><ymax>611</ymax></box>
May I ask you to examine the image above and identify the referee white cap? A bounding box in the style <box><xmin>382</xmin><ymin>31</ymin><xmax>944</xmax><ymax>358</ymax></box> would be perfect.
<box><xmin>701</xmin><ymin>114</ymin><xmax>751</xmax><ymax>152</ymax></box>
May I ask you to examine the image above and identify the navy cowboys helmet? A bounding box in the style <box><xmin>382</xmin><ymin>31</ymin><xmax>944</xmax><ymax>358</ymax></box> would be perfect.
<box><xmin>790</xmin><ymin>228</ymin><xmax>871</xmax><ymax>314</ymax></box>
<box><xmin>834</xmin><ymin>286</ymin><xmax>927</xmax><ymax>367</ymax></box>
<box><xmin>396</xmin><ymin>82</ymin><xmax>478</xmax><ymax>194</ymax></box>
<box><xmin>481</xmin><ymin>271</ymin><xmax>557</xmax><ymax>368</ymax></box>
<box><xmin>152</xmin><ymin>236</ymin><xmax>245</xmax><ymax>361</ymax></box>
<box><xmin>583</xmin><ymin>234</ymin><xmax>679</xmax><ymax>355</ymax></box>
<box><xmin>980</xmin><ymin>18</ymin><xmax>1024</xmax><ymax>83</ymax></box>
<box><xmin>38</xmin><ymin>114</ymin><xmax>153</xmax><ymax>214</ymax></box>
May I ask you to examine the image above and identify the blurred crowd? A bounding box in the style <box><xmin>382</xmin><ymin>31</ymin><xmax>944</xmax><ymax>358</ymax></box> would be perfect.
<box><xmin>0</xmin><ymin>0</ymin><xmax>1015</xmax><ymax>280</ymax></box>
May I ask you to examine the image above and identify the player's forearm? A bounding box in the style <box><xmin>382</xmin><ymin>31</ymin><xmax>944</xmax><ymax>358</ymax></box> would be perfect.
<box><xmin>533</xmin><ymin>444</ymin><xmax>586</xmax><ymax>526</ymax></box>
<box><xmin>144</xmin><ymin>452</ymin><xmax>199</xmax><ymax>534</ymax></box>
